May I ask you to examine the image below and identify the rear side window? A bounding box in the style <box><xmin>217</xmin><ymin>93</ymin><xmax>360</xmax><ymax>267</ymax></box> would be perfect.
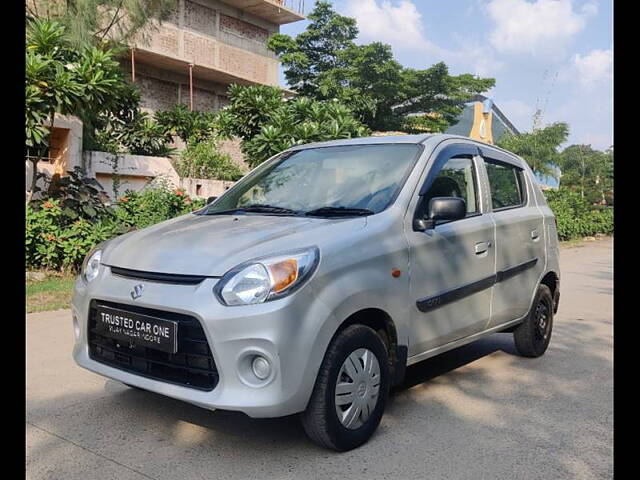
<box><xmin>485</xmin><ymin>160</ymin><xmax>526</xmax><ymax>210</ymax></box>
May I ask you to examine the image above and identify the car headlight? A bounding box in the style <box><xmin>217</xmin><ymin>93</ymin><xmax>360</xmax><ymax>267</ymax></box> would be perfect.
<box><xmin>215</xmin><ymin>247</ymin><xmax>320</xmax><ymax>306</ymax></box>
<box><xmin>82</xmin><ymin>248</ymin><xmax>102</xmax><ymax>282</ymax></box>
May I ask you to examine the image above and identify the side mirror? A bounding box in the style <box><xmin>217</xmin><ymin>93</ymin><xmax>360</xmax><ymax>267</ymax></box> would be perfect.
<box><xmin>206</xmin><ymin>196</ymin><xmax>217</xmax><ymax>204</ymax></box>
<box><xmin>414</xmin><ymin>196</ymin><xmax>466</xmax><ymax>231</ymax></box>
<box><xmin>428</xmin><ymin>197</ymin><xmax>466</xmax><ymax>222</ymax></box>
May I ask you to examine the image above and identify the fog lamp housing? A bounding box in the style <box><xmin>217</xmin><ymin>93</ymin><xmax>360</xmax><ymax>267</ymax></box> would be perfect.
<box><xmin>252</xmin><ymin>356</ymin><xmax>271</xmax><ymax>380</ymax></box>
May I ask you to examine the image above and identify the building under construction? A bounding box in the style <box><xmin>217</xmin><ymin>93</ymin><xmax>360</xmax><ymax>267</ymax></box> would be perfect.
<box><xmin>124</xmin><ymin>0</ymin><xmax>304</xmax><ymax>113</ymax></box>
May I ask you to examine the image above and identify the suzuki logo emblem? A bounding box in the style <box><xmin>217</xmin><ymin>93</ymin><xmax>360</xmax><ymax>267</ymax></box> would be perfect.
<box><xmin>130</xmin><ymin>284</ymin><xmax>144</xmax><ymax>300</ymax></box>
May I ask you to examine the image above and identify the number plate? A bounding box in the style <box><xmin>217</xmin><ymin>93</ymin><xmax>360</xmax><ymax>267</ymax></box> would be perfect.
<box><xmin>94</xmin><ymin>305</ymin><xmax>178</xmax><ymax>354</ymax></box>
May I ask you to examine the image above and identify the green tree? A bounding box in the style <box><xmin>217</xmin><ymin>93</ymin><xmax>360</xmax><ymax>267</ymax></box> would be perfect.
<box><xmin>217</xmin><ymin>85</ymin><xmax>369</xmax><ymax>167</ymax></box>
<box><xmin>26</xmin><ymin>0</ymin><xmax>174</xmax><ymax>48</ymax></box>
<box><xmin>25</xmin><ymin>18</ymin><xmax>128</xmax><ymax>201</ymax></box>
<box><xmin>268</xmin><ymin>1</ymin><xmax>358</xmax><ymax>96</ymax></box>
<box><xmin>557</xmin><ymin>144</ymin><xmax>613</xmax><ymax>205</ymax></box>
<box><xmin>395</xmin><ymin>64</ymin><xmax>495</xmax><ymax>132</ymax></box>
<box><xmin>318</xmin><ymin>42</ymin><xmax>404</xmax><ymax>130</ymax></box>
<box><xmin>497</xmin><ymin>122</ymin><xmax>569</xmax><ymax>180</ymax></box>
<box><xmin>268</xmin><ymin>1</ymin><xmax>495</xmax><ymax>131</ymax></box>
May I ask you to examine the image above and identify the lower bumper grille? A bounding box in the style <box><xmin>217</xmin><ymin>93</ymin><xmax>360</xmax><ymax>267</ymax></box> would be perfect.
<box><xmin>87</xmin><ymin>300</ymin><xmax>219</xmax><ymax>391</ymax></box>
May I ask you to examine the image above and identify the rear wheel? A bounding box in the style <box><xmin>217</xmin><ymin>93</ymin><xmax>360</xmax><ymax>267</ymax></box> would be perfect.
<box><xmin>513</xmin><ymin>284</ymin><xmax>554</xmax><ymax>357</ymax></box>
<box><xmin>300</xmin><ymin>325</ymin><xmax>390</xmax><ymax>451</ymax></box>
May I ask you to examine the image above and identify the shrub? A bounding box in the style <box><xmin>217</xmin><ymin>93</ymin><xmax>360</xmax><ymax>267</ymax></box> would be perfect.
<box><xmin>172</xmin><ymin>138</ymin><xmax>244</xmax><ymax>181</ymax></box>
<box><xmin>545</xmin><ymin>188</ymin><xmax>613</xmax><ymax>240</ymax></box>
<box><xmin>45</xmin><ymin>166</ymin><xmax>113</xmax><ymax>223</ymax></box>
<box><xmin>26</xmin><ymin>200</ymin><xmax>125</xmax><ymax>271</ymax></box>
<box><xmin>114</xmin><ymin>179</ymin><xmax>205</xmax><ymax>229</ymax></box>
<box><xmin>155</xmin><ymin>104</ymin><xmax>217</xmax><ymax>143</ymax></box>
<box><xmin>27</xmin><ymin>180</ymin><xmax>205</xmax><ymax>272</ymax></box>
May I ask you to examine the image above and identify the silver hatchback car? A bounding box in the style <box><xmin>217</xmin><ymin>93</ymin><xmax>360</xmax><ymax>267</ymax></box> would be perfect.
<box><xmin>72</xmin><ymin>134</ymin><xmax>560</xmax><ymax>451</ymax></box>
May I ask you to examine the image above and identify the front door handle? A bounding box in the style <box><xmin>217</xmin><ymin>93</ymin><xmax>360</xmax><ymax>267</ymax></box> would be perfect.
<box><xmin>475</xmin><ymin>241</ymin><xmax>491</xmax><ymax>254</ymax></box>
<box><xmin>531</xmin><ymin>229</ymin><xmax>540</xmax><ymax>241</ymax></box>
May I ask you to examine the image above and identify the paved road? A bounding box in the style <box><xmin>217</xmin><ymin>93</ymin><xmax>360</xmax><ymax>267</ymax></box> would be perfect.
<box><xmin>27</xmin><ymin>238</ymin><xmax>613</xmax><ymax>480</ymax></box>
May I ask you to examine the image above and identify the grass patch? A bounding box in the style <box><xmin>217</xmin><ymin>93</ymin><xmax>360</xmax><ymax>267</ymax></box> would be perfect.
<box><xmin>559</xmin><ymin>238</ymin><xmax>587</xmax><ymax>249</ymax></box>
<box><xmin>26</xmin><ymin>272</ymin><xmax>76</xmax><ymax>313</ymax></box>
<box><xmin>560</xmin><ymin>235</ymin><xmax>613</xmax><ymax>249</ymax></box>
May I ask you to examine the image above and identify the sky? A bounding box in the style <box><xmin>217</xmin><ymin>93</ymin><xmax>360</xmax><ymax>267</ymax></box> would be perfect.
<box><xmin>279</xmin><ymin>0</ymin><xmax>613</xmax><ymax>150</ymax></box>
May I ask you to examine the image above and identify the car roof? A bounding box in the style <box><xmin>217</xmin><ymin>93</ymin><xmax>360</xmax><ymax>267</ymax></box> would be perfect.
<box><xmin>286</xmin><ymin>134</ymin><xmax>434</xmax><ymax>150</ymax></box>
<box><xmin>286</xmin><ymin>133</ymin><xmax>525</xmax><ymax>168</ymax></box>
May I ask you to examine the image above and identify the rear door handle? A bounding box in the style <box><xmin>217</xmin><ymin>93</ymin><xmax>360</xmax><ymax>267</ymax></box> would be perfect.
<box><xmin>475</xmin><ymin>241</ymin><xmax>491</xmax><ymax>254</ymax></box>
<box><xmin>531</xmin><ymin>229</ymin><xmax>540</xmax><ymax>241</ymax></box>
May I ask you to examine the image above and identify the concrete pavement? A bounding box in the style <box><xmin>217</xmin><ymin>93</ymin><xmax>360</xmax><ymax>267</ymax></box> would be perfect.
<box><xmin>26</xmin><ymin>238</ymin><xmax>613</xmax><ymax>479</ymax></box>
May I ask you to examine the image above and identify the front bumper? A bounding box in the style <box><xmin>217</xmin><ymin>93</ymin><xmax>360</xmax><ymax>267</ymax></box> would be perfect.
<box><xmin>71</xmin><ymin>265</ymin><xmax>336</xmax><ymax>418</ymax></box>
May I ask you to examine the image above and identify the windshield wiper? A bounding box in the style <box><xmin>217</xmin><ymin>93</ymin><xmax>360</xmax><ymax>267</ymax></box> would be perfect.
<box><xmin>205</xmin><ymin>204</ymin><xmax>300</xmax><ymax>215</ymax></box>
<box><xmin>305</xmin><ymin>206</ymin><xmax>374</xmax><ymax>217</ymax></box>
<box><xmin>240</xmin><ymin>204</ymin><xmax>301</xmax><ymax>214</ymax></box>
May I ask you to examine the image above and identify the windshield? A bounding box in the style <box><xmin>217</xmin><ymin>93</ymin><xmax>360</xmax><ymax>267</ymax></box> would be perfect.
<box><xmin>203</xmin><ymin>144</ymin><xmax>422</xmax><ymax>216</ymax></box>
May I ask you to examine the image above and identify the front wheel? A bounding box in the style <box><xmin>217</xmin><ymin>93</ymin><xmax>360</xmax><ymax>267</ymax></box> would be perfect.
<box><xmin>513</xmin><ymin>284</ymin><xmax>554</xmax><ymax>357</ymax></box>
<box><xmin>300</xmin><ymin>325</ymin><xmax>390</xmax><ymax>451</ymax></box>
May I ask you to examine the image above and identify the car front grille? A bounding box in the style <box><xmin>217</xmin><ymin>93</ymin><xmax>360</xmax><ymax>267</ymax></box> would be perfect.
<box><xmin>87</xmin><ymin>300</ymin><xmax>219</xmax><ymax>391</ymax></box>
<box><xmin>109</xmin><ymin>266</ymin><xmax>207</xmax><ymax>285</ymax></box>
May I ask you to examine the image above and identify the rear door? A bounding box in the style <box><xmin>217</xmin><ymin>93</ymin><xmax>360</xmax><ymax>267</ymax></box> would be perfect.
<box><xmin>404</xmin><ymin>143</ymin><xmax>496</xmax><ymax>357</ymax></box>
<box><xmin>479</xmin><ymin>147</ymin><xmax>546</xmax><ymax>328</ymax></box>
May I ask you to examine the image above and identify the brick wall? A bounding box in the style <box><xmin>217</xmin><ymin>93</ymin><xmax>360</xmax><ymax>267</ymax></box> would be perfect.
<box><xmin>137</xmin><ymin>77</ymin><xmax>224</xmax><ymax>113</ymax></box>
<box><xmin>137</xmin><ymin>75</ymin><xmax>179</xmax><ymax>111</ymax></box>
<box><xmin>184</xmin><ymin>0</ymin><xmax>217</xmax><ymax>37</ymax></box>
<box><xmin>142</xmin><ymin>26</ymin><xmax>180</xmax><ymax>57</ymax></box>
<box><xmin>184</xmin><ymin>32</ymin><xmax>217</xmax><ymax>66</ymax></box>
<box><xmin>122</xmin><ymin>61</ymin><xmax>229</xmax><ymax>114</ymax></box>
<box><xmin>218</xmin><ymin>43</ymin><xmax>269</xmax><ymax>83</ymax></box>
<box><xmin>164</xmin><ymin>3</ymin><xmax>181</xmax><ymax>25</ymax></box>
<box><xmin>193</xmin><ymin>87</ymin><xmax>218</xmax><ymax>111</ymax></box>
<box><xmin>220</xmin><ymin>14</ymin><xmax>269</xmax><ymax>43</ymax></box>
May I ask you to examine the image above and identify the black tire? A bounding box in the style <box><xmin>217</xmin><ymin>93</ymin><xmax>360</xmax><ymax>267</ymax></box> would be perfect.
<box><xmin>513</xmin><ymin>284</ymin><xmax>554</xmax><ymax>357</ymax></box>
<box><xmin>300</xmin><ymin>324</ymin><xmax>390</xmax><ymax>451</ymax></box>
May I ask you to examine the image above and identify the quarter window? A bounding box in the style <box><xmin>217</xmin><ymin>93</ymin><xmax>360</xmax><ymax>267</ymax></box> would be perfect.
<box><xmin>422</xmin><ymin>156</ymin><xmax>479</xmax><ymax>216</ymax></box>
<box><xmin>485</xmin><ymin>160</ymin><xmax>526</xmax><ymax>209</ymax></box>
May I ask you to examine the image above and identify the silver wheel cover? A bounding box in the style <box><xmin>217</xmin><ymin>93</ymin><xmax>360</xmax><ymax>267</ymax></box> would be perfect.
<box><xmin>334</xmin><ymin>348</ymin><xmax>381</xmax><ymax>430</ymax></box>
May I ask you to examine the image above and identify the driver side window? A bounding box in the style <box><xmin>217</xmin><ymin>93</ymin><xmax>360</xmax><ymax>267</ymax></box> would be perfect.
<box><xmin>422</xmin><ymin>156</ymin><xmax>479</xmax><ymax>216</ymax></box>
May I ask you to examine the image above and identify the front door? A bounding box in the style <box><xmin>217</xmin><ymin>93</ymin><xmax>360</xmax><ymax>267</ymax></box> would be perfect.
<box><xmin>404</xmin><ymin>144</ymin><xmax>496</xmax><ymax>357</ymax></box>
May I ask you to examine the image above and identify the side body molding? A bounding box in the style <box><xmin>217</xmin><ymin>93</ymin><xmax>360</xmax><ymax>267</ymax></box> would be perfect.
<box><xmin>416</xmin><ymin>257</ymin><xmax>538</xmax><ymax>313</ymax></box>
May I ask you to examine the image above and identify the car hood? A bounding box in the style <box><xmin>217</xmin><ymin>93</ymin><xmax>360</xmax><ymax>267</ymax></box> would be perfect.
<box><xmin>102</xmin><ymin>213</ymin><xmax>367</xmax><ymax>276</ymax></box>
